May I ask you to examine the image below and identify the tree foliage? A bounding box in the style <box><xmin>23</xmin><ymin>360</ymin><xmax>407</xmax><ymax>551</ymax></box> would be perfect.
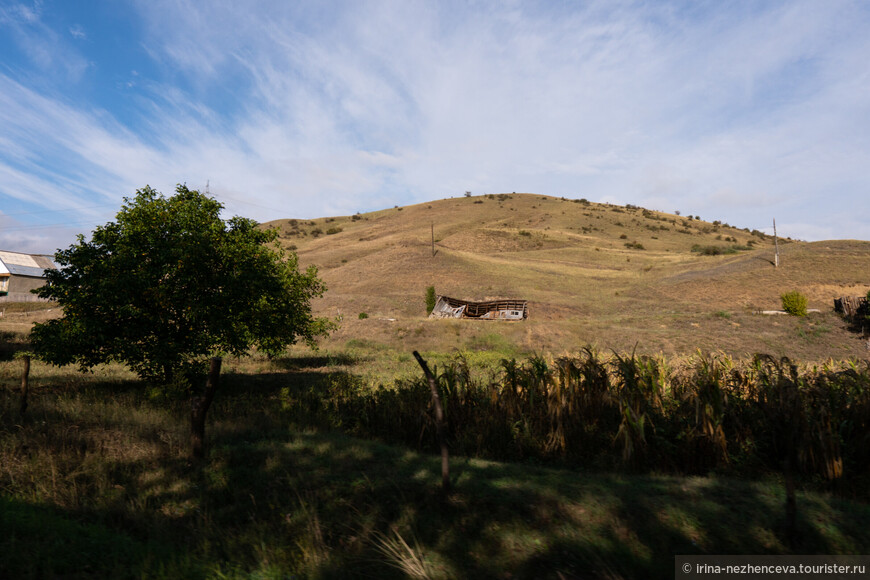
<box><xmin>425</xmin><ymin>286</ymin><xmax>437</xmax><ymax>315</ymax></box>
<box><xmin>31</xmin><ymin>185</ymin><xmax>330</xmax><ymax>382</ymax></box>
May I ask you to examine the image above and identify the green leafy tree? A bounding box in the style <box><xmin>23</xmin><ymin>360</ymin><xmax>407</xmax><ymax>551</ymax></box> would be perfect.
<box><xmin>31</xmin><ymin>185</ymin><xmax>331</xmax><ymax>455</ymax></box>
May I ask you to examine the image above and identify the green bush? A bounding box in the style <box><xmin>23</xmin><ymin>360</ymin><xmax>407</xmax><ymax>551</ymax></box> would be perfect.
<box><xmin>691</xmin><ymin>244</ymin><xmax>738</xmax><ymax>256</ymax></box>
<box><xmin>325</xmin><ymin>227</ymin><xmax>342</xmax><ymax>235</ymax></box>
<box><xmin>781</xmin><ymin>290</ymin><xmax>808</xmax><ymax>316</ymax></box>
<box><xmin>358</xmin><ymin>312</ymin><xmax>368</xmax><ymax>319</ymax></box>
<box><xmin>425</xmin><ymin>286</ymin><xmax>436</xmax><ymax>315</ymax></box>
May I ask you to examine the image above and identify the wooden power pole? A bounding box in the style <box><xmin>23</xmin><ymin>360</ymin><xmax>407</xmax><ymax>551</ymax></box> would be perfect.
<box><xmin>773</xmin><ymin>218</ymin><xmax>779</xmax><ymax>268</ymax></box>
<box><xmin>431</xmin><ymin>222</ymin><xmax>435</xmax><ymax>257</ymax></box>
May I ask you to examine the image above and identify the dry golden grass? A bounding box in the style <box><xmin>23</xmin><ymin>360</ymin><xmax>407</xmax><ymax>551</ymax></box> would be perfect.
<box><xmin>1</xmin><ymin>195</ymin><xmax>865</xmax><ymax>362</ymax></box>
<box><xmin>264</xmin><ymin>194</ymin><xmax>870</xmax><ymax>361</ymax></box>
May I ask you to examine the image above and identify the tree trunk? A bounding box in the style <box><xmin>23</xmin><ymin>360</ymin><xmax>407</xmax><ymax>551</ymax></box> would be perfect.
<box><xmin>413</xmin><ymin>351</ymin><xmax>450</xmax><ymax>492</ymax></box>
<box><xmin>191</xmin><ymin>357</ymin><xmax>222</xmax><ymax>459</ymax></box>
<box><xmin>19</xmin><ymin>355</ymin><xmax>31</xmax><ymax>418</ymax></box>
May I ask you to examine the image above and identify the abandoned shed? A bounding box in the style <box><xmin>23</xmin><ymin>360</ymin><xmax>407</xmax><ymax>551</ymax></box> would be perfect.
<box><xmin>429</xmin><ymin>295</ymin><xmax>528</xmax><ymax>320</ymax></box>
<box><xmin>0</xmin><ymin>250</ymin><xmax>57</xmax><ymax>302</ymax></box>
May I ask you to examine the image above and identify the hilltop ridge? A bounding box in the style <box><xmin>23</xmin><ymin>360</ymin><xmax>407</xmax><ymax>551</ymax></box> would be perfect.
<box><xmin>263</xmin><ymin>194</ymin><xmax>870</xmax><ymax>360</ymax></box>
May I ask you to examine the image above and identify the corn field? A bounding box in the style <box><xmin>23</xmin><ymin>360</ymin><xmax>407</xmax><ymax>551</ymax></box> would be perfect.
<box><xmin>282</xmin><ymin>350</ymin><xmax>870</xmax><ymax>484</ymax></box>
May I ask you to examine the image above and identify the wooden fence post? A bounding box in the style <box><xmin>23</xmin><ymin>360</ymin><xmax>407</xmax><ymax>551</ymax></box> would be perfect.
<box><xmin>413</xmin><ymin>351</ymin><xmax>450</xmax><ymax>492</ymax></box>
<box><xmin>19</xmin><ymin>355</ymin><xmax>31</xmax><ymax>418</ymax></box>
<box><xmin>191</xmin><ymin>357</ymin><xmax>222</xmax><ymax>459</ymax></box>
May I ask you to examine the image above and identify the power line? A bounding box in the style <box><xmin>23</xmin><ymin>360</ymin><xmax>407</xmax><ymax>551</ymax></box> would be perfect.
<box><xmin>0</xmin><ymin>203</ymin><xmax>118</xmax><ymax>218</ymax></box>
<box><xmin>210</xmin><ymin>192</ymin><xmax>289</xmax><ymax>215</ymax></box>
<box><xmin>0</xmin><ymin>220</ymin><xmax>98</xmax><ymax>232</ymax></box>
<box><xmin>0</xmin><ymin>193</ymin><xmax>289</xmax><ymax>233</ymax></box>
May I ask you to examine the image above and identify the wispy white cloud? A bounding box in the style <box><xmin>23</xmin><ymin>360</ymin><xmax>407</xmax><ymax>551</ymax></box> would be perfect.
<box><xmin>0</xmin><ymin>0</ymin><xmax>868</xmax><ymax>253</ymax></box>
<box><xmin>0</xmin><ymin>1</ymin><xmax>89</xmax><ymax>79</ymax></box>
<box><xmin>68</xmin><ymin>24</ymin><xmax>85</xmax><ymax>40</ymax></box>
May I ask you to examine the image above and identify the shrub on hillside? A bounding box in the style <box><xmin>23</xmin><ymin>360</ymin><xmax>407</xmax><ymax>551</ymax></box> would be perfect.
<box><xmin>691</xmin><ymin>244</ymin><xmax>738</xmax><ymax>256</ymax></box>
<box><xmin>326</xmin><ymin>227</ymin><xmax>342</xmax><ymax>235</ymax></box>
<box><xmin>781</xmin><ymin>291</ymin><xmax>808</xmax><ymax>316</ymax></box>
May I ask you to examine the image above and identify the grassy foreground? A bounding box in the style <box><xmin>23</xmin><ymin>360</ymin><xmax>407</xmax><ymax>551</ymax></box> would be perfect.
<box><xmin>2</xmin><ymin>354</ymin><xmax>870</xmax><ymax>579</ymax></box>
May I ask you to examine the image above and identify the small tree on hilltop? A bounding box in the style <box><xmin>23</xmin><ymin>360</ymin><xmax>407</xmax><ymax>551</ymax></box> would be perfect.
<box><xmin>426</xmin><ymin>286</ymin><xmax>437</xmax><ymax>315</ymax></box>
<box><xmin>31</xmin><ymin>185</ymin><xmax>331</xmax><ymax>456</ymax></box>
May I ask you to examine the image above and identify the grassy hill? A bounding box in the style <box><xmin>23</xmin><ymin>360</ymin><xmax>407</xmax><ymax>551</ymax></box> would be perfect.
<box><xmin>264</xmin><ymin>193</ymin><xmax>870</xmax><ymax>361</ymax></box>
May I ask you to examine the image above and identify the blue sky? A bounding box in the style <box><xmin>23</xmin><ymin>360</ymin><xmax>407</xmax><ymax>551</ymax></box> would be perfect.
<box><xmin>1</xmin><ymin>0</ymin><xmax>869</xmax><ymax>253</ymax></box>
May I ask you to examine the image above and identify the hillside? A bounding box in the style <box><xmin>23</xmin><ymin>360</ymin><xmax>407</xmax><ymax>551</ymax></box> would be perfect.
<box><xmin>264</xmin><ymin>194</ymin><xmax>870</xmax><ymax>361</ymax></box>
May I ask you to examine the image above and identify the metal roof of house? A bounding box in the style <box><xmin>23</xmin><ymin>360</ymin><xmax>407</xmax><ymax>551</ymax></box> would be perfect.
<box><xmin>0</xmin><ymin>250</ymin><xmax>56</xmax><ymax>278</ymax></box>
<box><xmin>5</xmin><ymin>264</ymin><xmax>51</xmax><ymax>277</ymax></box>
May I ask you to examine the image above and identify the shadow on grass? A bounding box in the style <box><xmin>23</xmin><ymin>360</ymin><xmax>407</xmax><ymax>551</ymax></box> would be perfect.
<box><xmin>173</xmin><ymin>427</ymin><xmax>870</xmax><ymax>579</ymax></box>
<box><xmin>271</xmin><ymin>351</ymin><xmax>362</xmax><ymax>370</ymax></box>
<box><xmin>0</xmin><ymin>495</ymin><xmax>199</xmax><ymax>579</ymax></box>
<box><xmin>0</xmin><ymin>330</ymin><xmax>29</xmax><ymax>361</ymax></box>
<box><xmin>3</xmin><ymin>369</ymin><xmax>870</xmax><ymax>579</ymax></box>
<box><xmin>754</xmin><ymin>255</ymin><xmax>777</xmax><ymax>267</ymax></box>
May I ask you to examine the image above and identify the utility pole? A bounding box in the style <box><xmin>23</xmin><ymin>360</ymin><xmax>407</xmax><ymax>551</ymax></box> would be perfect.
<box><xmin>431</xmin><ymin>222</ymin><xmax>435</xmax><ymax>257</ymax></box>
<box><xmin>773</xmin><ymin>218</ymin><xmax>779</xmax><ymax>268</ymax></box>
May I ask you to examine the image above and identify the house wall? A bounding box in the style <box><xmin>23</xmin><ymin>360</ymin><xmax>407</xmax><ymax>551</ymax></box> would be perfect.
<box><xmin>7</xmin><ymin>275</ymin><xmax>47</xmax><ymax>294</ymax></box>
<box><xmin>0</xmin><ymin>292</ymin><xmax>49</xmax><ymax>303</ymax></box>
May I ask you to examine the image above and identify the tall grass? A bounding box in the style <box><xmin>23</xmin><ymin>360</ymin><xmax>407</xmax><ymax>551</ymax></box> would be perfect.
<box><xmin>286</xmin><ymin>350</ymin><xmax>870</xmax><ymax>487</ymax></box>
<box><xmin>3</xmin><ymin>351</ymin><xmax>870</xmax><ymax>577</ymax></box>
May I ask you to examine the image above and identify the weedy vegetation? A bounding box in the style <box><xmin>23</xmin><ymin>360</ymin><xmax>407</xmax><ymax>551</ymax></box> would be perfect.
<box><xmin>3</xmin><ymin>345</ymin><xmax>870</xmax><ymax>579</ymax></box>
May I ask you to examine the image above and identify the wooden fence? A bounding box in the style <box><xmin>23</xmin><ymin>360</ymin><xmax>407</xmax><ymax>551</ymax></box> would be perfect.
<box><xmin>834</xmin><ymin>296</ymin><xmax>868</xmax><ymax>319</ymax></box>
<box><xmin>0</xmin><ymin>293</ymin><xmax>51</xmax><ymax>303</ymax></box>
